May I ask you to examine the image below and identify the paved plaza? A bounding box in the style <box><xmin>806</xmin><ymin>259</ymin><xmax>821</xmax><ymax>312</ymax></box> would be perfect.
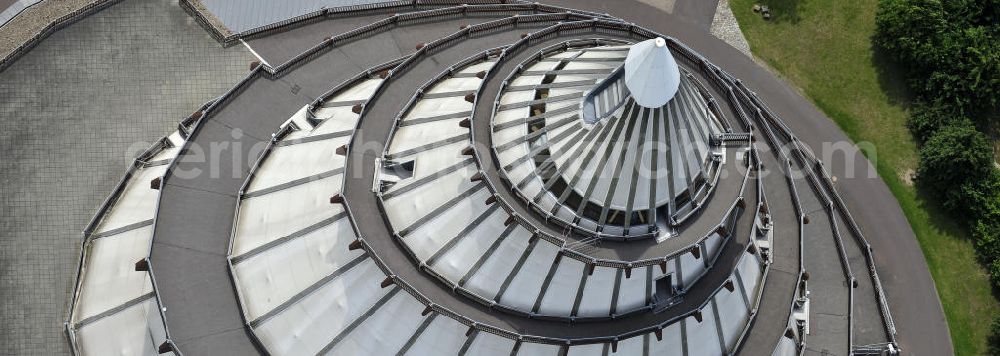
<box><xmin>0</xmin><ymin>0</ymin><xmax>250</xmax><ymax>354</ymax></box>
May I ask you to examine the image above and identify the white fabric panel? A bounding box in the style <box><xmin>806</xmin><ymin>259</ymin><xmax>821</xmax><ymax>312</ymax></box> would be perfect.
<box><xmin>538</xmin><ymin>258</ymin><xmax>585</xmax><ymax>315</ymax></box>
<box><xmin>516</xmin><ymin>342</ymin><xmax>561</xmax><ymax>356</ymax></box>
<box><xmin>309</xmin><ymin>109</ymin><xmax>359</xmax><ymax>134</ymax></box>
<box><xmin>408</xmin><ymin>96</ymin><xmax>472</xmax><ymax>119</ymax></box>
<box><xmin>675</xmin><ymin>100</ymin><xmax>704</xmax><ymax>184</ymax></box>
<box><xmin>233</xmin><ymin>176</ymin><xmax>344</xmax><ymax>255</ymax></box>
<box><xmin>578</xmin><ymin>218</ymin><xmax>600</xmax><ymax>232</ymax></box>
<box><xmin>247</xmin><ymin>138</ymin><xmax>347</xmax><ymax>194</ymax></box>
<box><xmin>254</xmin><ymin>259</ymin><xmax>386</xmax><ymax>356</ymax></box>
<box><xmin>585</xmin><ymin>116</ymin><xmax>632</xmax><ymax>209</ymax></box>
<box><xmin>426</xmin><ymin>76</ymin><xmax>481</xmax><ymax>93</ymax></box>
<box><xmin>685</xmin><ymin>303</ymin><xmax>723</xmax><ymax>356</ymax></box>
<box><xmin>499</xmin><ymin>241</ymin><xmax>560</xmax><ymax>310</ymax></box>
<box><xmin>494</xmin><ymin>125</ymin><xmax>528</xmax><ymax>151</ymax></box>
<box><xmin>608</xmin><ymin>112</ymin><xmax>649</xmax><ymax>210</ymax></box>
<box><xmin>324</xmin><ymin>291</ymin><xmax>426</xmax><ymax>356</ymax></box>
<box><xmin>567</xmin><ymin>343</ymin><xmax>604</xmax><ymax>356</ymax></box>
<box><xmin>388</xmin><ymin>119</ymin><xmax>467</xmax><ymax>155</ymax></box>
<box><xmin>615</xmin><ymin>267</ymin><xmax>647</xmax><ymax>313</ymax></box>
<box><xmin>505</xmin><ymin>161</ymin><xmax>536</xmax><ymax>187</ymax></box>
<box><xmin>458</xmin><ymin>61</ymin><xmax>496</xmax><ymax>76</ymax></box>
<box><xmin>463</xmin><ymin>331</ymin><xmax>516</xmax><ymax>356</ymax></box>
<box><xmin>703</xmin><ymin>233</ymin><xmax>723</xmax><ymax>261</ymax></box>
<box><xmin>404</xmin><ymin>188</ymin><xmax>491</xmax><ymax>261</ymax></box>
<box><xmin>715</xmin><ymin>284</ymin><xmax>750</xmax><ymax>350</ymax></box>
<box><xmin>679</xmin><ymin>80</ymin><xmax>719</xmax><ymax>153</ymax></box>
<box><xmin>737</xmin><ymin>252</ymin><xmax>762</xmax><ymax>297</ymax></box>
<box><xmin>558</xmin><ymin>125</ymin><xmax>611</xmax><ymax>191</ymax></box>
<box><xmin>547</xmin><ymin>86</ymin><xmax>588</xmax><ymax>100</ymax></box>
<box><xmin>576</xmin><ymin>266</ymin><xmax>615</xmax><ymax>317</ymax></box>
<box><xmin>73</xmin><ymin>226</ymin><xmax>154</xmax><ymax>322</ymax></box>
<box><xmin>381</xmin><ymin>165</ymin><xmax>478</xmax><ymax>229</ymax></box>
<box><xmin>281</xmin><ymin>77</ymin><xmax>376</xmax><ymax>142</ymax></box>
<box><xmin>498</xmin><ymin>90</ymin><xmax>536</xmax><ymax>106</ymax></box>
<box><xmin>578</xmin><ymin>50</ymin><xmax>626</xmax><ymax>60</ymax></box>
<box><xmin>96</xmin><ymin>165</ymin><xmax>166</xmax><ymax>233</ymax></box>
<box><xmin>679</xmin><ymin>251</ymin><xmax>704</xmax><ymax>287</ymax></box>
<box><xmin>402</xmin><ymin>315</ymin><xmax>468</xmax><ymax>356</ymax></box>
<box><xmin>772</xmin><ymin>336</ymin><xmax>798</xmax><ymax>356</ymax></box>
<box><xmin>496</xmin><ymin>144</ymin><xmax>529</xmax><ymax>171</ymax></box>
<box><xmin>520</xmin><ymin>179</ymin><xmax>546</xmax><ymax>204</ymax></box>
<box><xmin>649</xmin><ymin>322</ymin><xmax>684</xmax><ymax>355</ymax></box>
<box><xmin>406</xmin><ymin>141</ymin><xmax>469</xmax><ymax>181</ymax></box>
<box><xmin>545</xmin><ymin>96</ymin><xmax>583</xmax><ymax>113</ymax></box>
<box><xmin>283</xmin><ymin>106</ymin><xmax>316</xmax><ymax>138</ymax></box>
<box><xmin>549</xmin><ymin>50</ymin><xmax>582</xmax><ymax>59</ymax></box>
<box><xmin>551</xmin><ymin>131</ymin><xmax>590</xmax><ymax>168</ymax></box>
<box><xmin>630</xmin><ymin>115</ymin><xmax>656</xmax><ymax>210</ymax></box>
<box><xmin>335</xmin><ymin>78</ymin><xmax>382</xmax><ymax>101</ymax></box>
<box><xmin>283</xmin><ymin>106</ymin><xmax>320</xmax><ymax>141</ymax></box>
<box><xmin>465</xmin><ymin>227</ymin><xmax>532</xmax><ymax>298</ymax></box>
<box><xmin>614</xmin><ymin>335</ymin><xmax>645</xmax><ymax>355</ymax></box>
<box><xmin>150</xmin><ymin>132</ymin><xmax>184</xmax><ymax>162</ymax></box>
<box><xmin>493</xmin><ymin>106</ymin><xmax>530</xmax><ymax>125</ymax></box>
<box><xmin>663</xmin><ymin>105</ymin><xmax>682</xmax><ymax>203</ymax></box>
<box><xmin>502</xmin><ymin>60</ymin><xmax>549</xmax><ymax>92</ymax></box>
<box><xmin>660</xmin><ymin>261</ymin><xmax>680</xmax><ymax>290</ymax></box>
<box><xmin>149</xmin><ymin>144</ymin><xmax>181</xmax><ymax>163</ymax></box>
<box><xmin>568</xmin><ymin>119</ymin><xmax>618</xmax><ymax>199</ymax></box>
<box><xmin>75</xmin><ymin>298</ymin><xmax>168</xmax><ymax>356</ymax></box>
<box><xmin>652</xmin><ymin>261</ymin><xmax>671</xmax><ymax>281</ymax></box>
<box><xmin>431</xmin><ymin>208</ymin><xmax>508</xmax><ymax>283</ymax></box>
<box><xmin>234</xmin><ymin>217</ymin><xmax>361</xmax><ymax>321</ymax></box>
<box><xmin>537</xmin><ymin>191</ymin><xmax>560</xmax><ymax>214</ymax></box>
<box><xmin>537</xmin><ymin>117</ymin><xmax>581</xmax><ymax>162</ymax></box>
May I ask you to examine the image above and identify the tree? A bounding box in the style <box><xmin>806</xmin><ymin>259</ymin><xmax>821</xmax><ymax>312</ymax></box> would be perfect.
<box><xmin>874</xmin><ymin>0</ymin><xmax>951</xmax><ymax>75</ymax></box>
<box><xmin>876</xmin><ymin>0</ymin><xmax>1000</xmax><ymax>116</ymax></box>
<box><xmin>991</xmin><ymin>314</ymin><xmax>1000</xmax><ymax>355</ymax></box>
<box><xmin>907</xmin><ymin>101</ymin><xmax>961</xmax><ymax>143</ymax></box>
<box><xmin>917</xmin><ymin>120</ymin><xmax>994</xmax><ymax>215</ymax></box>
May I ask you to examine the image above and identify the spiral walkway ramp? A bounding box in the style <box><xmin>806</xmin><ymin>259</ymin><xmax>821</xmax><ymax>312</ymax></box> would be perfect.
<box><xmin>61</xmin><ymin>1</ymin><xmax>907</xmax><ymax>355</ymax></box>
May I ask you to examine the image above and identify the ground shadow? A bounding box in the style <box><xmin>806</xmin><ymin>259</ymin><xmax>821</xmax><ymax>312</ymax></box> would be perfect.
<box><xmin>871</xmin><ymin>43</ymin><xmax>915</xmax><ymax>109</ymax></box>
<box><xmin>754</xmin><ymin>0</ymin><xmax>804</xmax><ymax>24</ymax></box>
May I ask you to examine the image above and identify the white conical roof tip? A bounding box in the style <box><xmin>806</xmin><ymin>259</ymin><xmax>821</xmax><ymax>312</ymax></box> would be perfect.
<box><xmin>624</xmin><ymin>37</ymin><xmax>681</xmax><ymax>108</ymax></box>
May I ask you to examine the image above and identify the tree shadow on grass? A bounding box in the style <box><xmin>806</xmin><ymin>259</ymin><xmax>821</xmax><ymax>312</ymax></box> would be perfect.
<box><xmin>871</xmin><ymin>43</ymin><xmax>915</xmax><ymax>109</ymax></box>
<box><xmin>756</xmin><ymin>0</ymin><xmax>804</xmax><ymax>24</ymax></box>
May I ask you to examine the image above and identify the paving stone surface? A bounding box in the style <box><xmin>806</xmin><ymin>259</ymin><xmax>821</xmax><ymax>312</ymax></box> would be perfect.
<box><xmin>710</xmin><ymin>0</ymin><xmax>751</xmax><ymax>57</ymax></box>
<box><xmin>0</xmin><ymin>0</ymin><xmax>250</xmax><ymax>354</ymax></box>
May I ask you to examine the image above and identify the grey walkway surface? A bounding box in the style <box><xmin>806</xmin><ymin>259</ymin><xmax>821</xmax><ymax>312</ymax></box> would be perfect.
<box><xmin>0</xmin><ymin>0</ymin><xmax>950</xmax><ymax>355</ymax></box>
<box><xmin>151</xmin><ymin>12</ymin><xmax>785</xmax><ymax>354</ymax></box>
<box><xmin>343</xmin><ymin>26</ymin><xmax>767</xmax><ymax>338</ymax></box>
<box><xmin>0</xmin><ymin>0</ymin><xmax>251</xmax><ymax>355</ymax></box>
<box><xmin>537</xmin><ymin>0</ymin><xmax>951</xmax><ymax>354</ymax></box>
<box><xmin>672</xmin><ymin>0</ymin><xmax>720</xmax><ymax>29</ymax></box>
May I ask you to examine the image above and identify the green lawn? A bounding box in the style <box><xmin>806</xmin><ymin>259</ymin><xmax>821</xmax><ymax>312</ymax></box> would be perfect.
<box><xmin>729</xmin><ymin>0</ymin><xmax>999</xmax><ymax>354</ymax></box>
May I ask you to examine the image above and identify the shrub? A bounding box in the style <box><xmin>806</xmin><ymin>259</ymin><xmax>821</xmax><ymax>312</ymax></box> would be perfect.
<box><xmin>917</xmin><ymin>120</ymin><xmax>995</xmax><ymax>215</ymax></box>
<box><xmin>874</xmin><ymin>0</ymin><xmax>950</xmax><ymax>73</ymax></box>
<box><xmin>907</xmin><ymin>102</ymin><xmax>962</xmax><ymax>143</ymax></box>
<box><xmin>975</xmin><ymin>217</ymin><xmax>1000</xmax><ymax>264</ymax></box>
<box><xmin>917</xmin><ymin>27</ymin><xmax>1000</xmax><ymax>113</ymax></box>
<box><xmin>990</xmin><ymin>313</ymin><xmax>1000</xmax><ymax>355</ymax></box>
<box><xmin>876</xmin><ymin>0</ymin><xmax>1000</xmax><ymax>116</ymax></box>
